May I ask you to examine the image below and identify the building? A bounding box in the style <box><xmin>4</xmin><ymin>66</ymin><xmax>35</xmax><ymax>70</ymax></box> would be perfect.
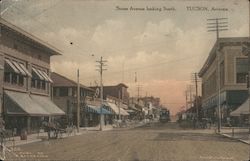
<box><xmin>51</xmin><ymin>72</ymin><xmax>96</xmax><ymax>126</ymax></box>
<box><xmin>141</xmin><ymin>96</ymin><xmax>160</xmax><ymax>108</ymax></box>
<box><xmin>199</xmin><ymin>37</ymin><xmax>249</xmax><ymax>125</ymax></box>
<box><xmin>0</xmin><ymin>18</ymin><xmax>65</xmax><ymax>134</ymax></box>
<box><xmin>90</xmin><ymin>83</ymin><xmax>130</xmax><ymax>105</ymax></box>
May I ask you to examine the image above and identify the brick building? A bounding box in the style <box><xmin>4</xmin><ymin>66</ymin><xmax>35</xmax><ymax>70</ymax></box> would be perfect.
<box><xmin>90</xmin><ymin>83</ymin><xmax>130</xmax><ymax>105</ymax></box>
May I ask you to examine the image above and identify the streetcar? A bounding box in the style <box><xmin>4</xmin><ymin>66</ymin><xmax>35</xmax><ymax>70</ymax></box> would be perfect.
<box><xmin>159</xmin><ymin>108</ymin><xmax>170</xmax><ymax>123</ymax></box>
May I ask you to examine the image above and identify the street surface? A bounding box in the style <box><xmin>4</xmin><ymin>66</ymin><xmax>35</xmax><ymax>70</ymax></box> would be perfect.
<box><xmin>6</xmin><ymin>122</ymin><xmax>249</xmax><ymax>161</ymax></box>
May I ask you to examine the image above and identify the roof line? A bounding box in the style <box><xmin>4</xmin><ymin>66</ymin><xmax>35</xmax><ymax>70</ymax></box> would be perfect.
<box><xmin>0</xmin><ymin>18</ymin><xmax>62</xmax><ymax>56</ymax></box>
<box><xmin>52</xmin><ymin>72</ymin><xmax>94</xmax><ymax>91</ymax></box>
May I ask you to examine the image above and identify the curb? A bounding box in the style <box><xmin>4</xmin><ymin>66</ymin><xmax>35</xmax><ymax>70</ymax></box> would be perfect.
<box><xmin>218</xmin><ymin>133</ymin><xmax>250</xmax><ymax>145</ymax></box>
<box><xmin>9</xmin><ymin>122</ymin><xmax>148</xmax><ymax>146</ymax></box>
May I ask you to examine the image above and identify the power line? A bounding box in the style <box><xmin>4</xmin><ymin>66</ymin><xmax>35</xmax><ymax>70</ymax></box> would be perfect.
<box><xmin>207</xmin><ymin>18</ymin><xmax>228</xmax><ymax>39</ymax></box>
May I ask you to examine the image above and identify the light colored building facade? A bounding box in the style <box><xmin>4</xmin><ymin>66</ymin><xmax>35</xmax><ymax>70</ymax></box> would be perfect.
<box><xmin>0</xmin><ymin>18</ymin><xmax>64</xmax><ymax>134</ymax></box>
<box><xmin>199</xmin><ymin>37</ymin><xmax>249</xmax><ymax>125</ymax></box>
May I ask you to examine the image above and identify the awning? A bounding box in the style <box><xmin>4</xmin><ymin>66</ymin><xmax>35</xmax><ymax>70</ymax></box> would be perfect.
<box><xmin>40</xmin><ymin>70</ymin><xmax>53</xmax><ymax>83</ymax></box>
<box><xmin>126</xmin><ymin>109</ymin><xmax>136</xmax><ymax>113</ymax></box>
<box><xmin>5</xmin><ymin>59</ymin><xmax>20</xmax><ymax>74</ymax></box>
<box><xmin>87</xmin><ymin>104</ymin><xmax>112</xmax><ymax>115</ymax></box>
<box><xmin>106</xmin><ymin>102</ymin><xmax>130</xmax><ymax>115</ymax></box>
<box><xmin>120</xmin><ymin>108</ymin><xmax>129</xmax><ymax>116</ymax></box>
<box><xmin>32</xmin><ymin>67</ymin><xmax>53</xmax><ymax>83</ymax></box>
<box><xmin>12</xmin><ymin>61</ymin><xmax>26</xmax><ymax>76</ymax></box>
<box><xmin>5</xmin><ymin>59</ymin><xmax>31</xmax><ymax>77</ymax></box>
<box><xmin>19</xmin><ymin>63</ymin><xmax>32</xmax><ymax>77</ymax></box>
<box><xmin>32</xmin><ymin>67</ymin><xmax>45</xmax><ymax>80</ymax></box>
<box><xmin>31</xmin><ymin>95</ymin><xmax>65</xmax><ymax>115</ymax></box>
<box><xmin>4</xmin><ymin>90</ymin><xmax>50</xmax><ymax>116</ymax></box>
<box><xmin>107</xmin><ymin>102</ymin><xmax>119</xmax><ymax>114</ymax></box>
<box><xmin>231</xmin><ymin>99</ymin><xmax>250</xmax><ymax>116</ymax></box>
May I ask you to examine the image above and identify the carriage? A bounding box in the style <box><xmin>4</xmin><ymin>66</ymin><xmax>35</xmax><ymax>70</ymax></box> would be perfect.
<box><xmin>41</xmin><ymin>120</ymin><xmax>76</xmax><ymax>139</ymax></box>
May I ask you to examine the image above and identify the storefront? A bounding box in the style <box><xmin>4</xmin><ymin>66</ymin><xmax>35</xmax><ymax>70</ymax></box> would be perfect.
<box><xmin>4</xmin><ymin>90</ymin><xmax>65</xmax><ymax>134</ymax></box>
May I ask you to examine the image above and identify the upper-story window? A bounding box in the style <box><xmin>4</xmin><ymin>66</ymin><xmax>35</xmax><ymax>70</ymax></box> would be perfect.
<box><xmin>236</xmin><ymin>58</ymin><xmax>248</xmax><ymax>84</ymax></box>
<box><xmin>4</xmin><ymin>58</ymin><xmax>31</xmax><ymax>87</ymax></box>
<box><xmin>68</xmin><ymin>88</ymin><xmax>73</xmax><ymax>96</ymax></box>
<box><xmin>59</xmin><ymin>87</ymin><xmax>68</xmax><ymax>96</ymax></box>
<box><xmin>31</xmin><ymin>67</ymin><xmax>53</xmax><ymax>90</ymax></box>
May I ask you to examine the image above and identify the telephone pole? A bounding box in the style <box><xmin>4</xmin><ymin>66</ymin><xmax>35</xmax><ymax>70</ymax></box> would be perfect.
<box><xmin>191</xmin><ymin>73</ymin><xmax>201</xmax><ymax>120</ymax></box>
<box><xmin>207</xmin><ymin>18</ymin><xmax>228</xmax><ymax>133</ymax></box>
<box><xmin>77</xmin><ymin>69</ymin><xmax>80</xmax><ymax>133</ymax></box>
<box><xmin>207</xmin><ymin>18</ymin><xmax>228</xmax><ymax>39</ymax></box>
<box><xmin>96</xmin><ymin>56</ymin><xmax>107</xmax><ymax>131</ymax></box>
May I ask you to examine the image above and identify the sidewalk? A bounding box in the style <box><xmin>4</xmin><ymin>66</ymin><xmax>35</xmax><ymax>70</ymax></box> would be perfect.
<box><xmin>4</xmin><ymin>121</ymin><xmax>147</xmax><ymax>147</ymax></box>
<box><xmin>219</xmin><ymin>127</ymin><xmax>250</xmax><ymax>144</ymax></box>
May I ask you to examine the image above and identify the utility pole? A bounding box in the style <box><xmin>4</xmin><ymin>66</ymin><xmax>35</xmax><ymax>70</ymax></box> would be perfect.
<box><xmin>207</xmin><ymin>18</ymin><xmax>228</xmax><ymax>133</ymax></box>
<box><xmin>96</xmin><ymin>56</ymin><xmax>107</xmax><ymax>131</ymax></box>
<box><xmin>189</xmin><ymin>85</ymin><xmax>193</xmax><ymax>109</ymax></box>
<box><xmin>191</xmin><ymin>73</ymin><xmax>200</xmax><ymax>120</ymax></box>
<box><xmin>118</xmin><ymin>90</ymin><xmax>121</xmax><ymax>121</ymax></box>
<box><xmin>185</xmin><ymin>90</ymin><xmax>188</xmax><ymax>111</ymax></box>
<box><xmin>207</xmin><ymin>18</ymin><xmax>228</xmax><ymax>40</ymax></box>
<box><xmin>77</xmin><ymin>69</ymin><xmax>80</xmax><ymax>133</ymax></box>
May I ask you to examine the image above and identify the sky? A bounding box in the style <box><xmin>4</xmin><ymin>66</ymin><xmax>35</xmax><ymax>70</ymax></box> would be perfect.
<box><xmin>1</xmin><ymin>0</ymin><xmax>249</xmax><ymax>115</ymax></box>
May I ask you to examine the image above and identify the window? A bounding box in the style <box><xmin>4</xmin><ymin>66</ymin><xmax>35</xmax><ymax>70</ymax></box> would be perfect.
<box><xmin>59</xmin><ymin>87</ymin><xmax>68</xmax><ymax>96</ymax></box>
<box><xmin>41</xmin><ymin>80</ymin><xmax>46</xmax><ymax>90</ymax></box>
<box><xmin>68</xmin><ymin>88</ymin><xmax>73</xmax><ymax>96</ymax></box>
<box><xmin>31</xmin><ymin>67</ymin><xmax>49</xmax><ymax>90</ymax></box>
<box><xmin>31</xmin><ymin>78</ymin><xmax>36</xmax><ymax>88</ymax></box>
<box><xmin>53</xmin><ymin>88</ymin><xmax>60</xmax><ymax>97</ymax></box>
<box><xmin>36</xmin><ymin>80</ymin><xmax>41</xmax><ymax>89</ymax></box>
<box><xmin>236</xmin><ymin>58</ymin><xmax>248</xmax><ymax>83</ymax></box>
<box><xmin>11</xmin><ymin>73</ymin><xmax>18</xmax><ymax>84</ymax></box>
<box><xmin>18</xmin><ymin>75</ymin><xmax>24</xmax><ymax>86</ymax></box>
<box><xmin>4</xmin><ymin>72</ymin><xmax>11</xmax><ymax>83</ymax></box>
<box><xmin>4</xmin><ymin>59</ymin><xmax>28</xmax><ymax>87</ymax></box>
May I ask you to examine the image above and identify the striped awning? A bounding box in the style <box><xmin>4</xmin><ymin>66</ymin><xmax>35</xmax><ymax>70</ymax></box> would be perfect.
<box><xmin>86</xmin><ymin>104</ymin><xmax>112</xmax><ymax>115</ymax></box>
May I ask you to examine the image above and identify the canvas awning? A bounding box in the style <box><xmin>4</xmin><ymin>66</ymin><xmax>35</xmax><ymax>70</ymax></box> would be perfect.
<box><xmin>86</xmin><ymin>104</ymin><xmax>112</xmax><ymax>115</ymax></box>
<box><xmin>32</xmin><ymin>67</ymin><xmax>45</xmax><ymax>80</ymax></box>
<box><xmin>231</xmin><ymin>99</ymin><xmax>250</xmax><ymax>116</ymax></box>
<box><xmin>4</xmin><ymin>90</ymin><xmax>50</xmax><ymax>116</ymax></box>
<box><xmin>31</xmin><ymin>95</ymin><xmax>65</xmax><ymax>115</ymax></box>
<box><xmin>12</xmin><ymin>61</ymin><xmax>26</xmax><ymax>76</ymax></box>
<box><xmin>19</xmin><ymin>63</ymin><xmax>32</xmax><ymax>77</ymax></box>
<box><xmin>107</xmin><ymin>102</ymin><xmax>119</xmax><ymax>114</ymax></box>
<box><xmin>120</xmin><ymin>108</ymin><xmax>129</xmax><ymax>116</ymax></box>
<box><xmin>106</xmin><ymin>102</ymin><xmax>129</xmax><ymax>116</ymax></box>
<box><xmin>5</xmin><ymin>59</ymin><xmax>20</xmax><ymax>74</ymax></box>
